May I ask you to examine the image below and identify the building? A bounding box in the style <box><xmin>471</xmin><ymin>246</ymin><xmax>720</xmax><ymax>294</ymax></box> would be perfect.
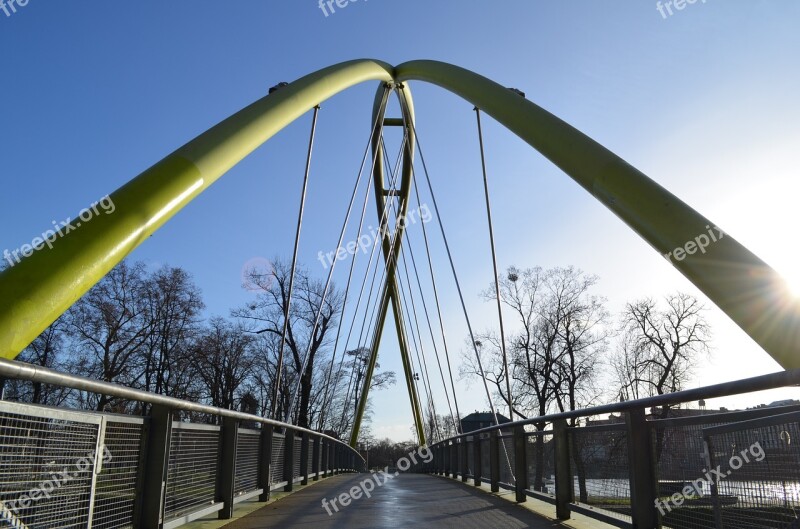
<box><xmin>460</xmin><ymin>411</ymin><xmax>511</xmax><ymax>434</ymax></box>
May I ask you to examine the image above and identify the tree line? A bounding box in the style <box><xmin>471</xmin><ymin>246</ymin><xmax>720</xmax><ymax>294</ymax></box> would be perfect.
<box><xmin>453</xmin><ymin>265</ymin><xmax>711</xmax><ymax>500</ymax></box>
<box><xmin>1</xmin><ymin>258</ymin><xmax>395</xmax><ymax>439</ymax></box>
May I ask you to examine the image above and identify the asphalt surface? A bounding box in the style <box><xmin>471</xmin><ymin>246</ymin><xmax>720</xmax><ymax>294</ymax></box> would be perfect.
<box><xmin>224</xmin><ymin>473</ymin><xmax>562</xmax><ymax>528</ymax></box>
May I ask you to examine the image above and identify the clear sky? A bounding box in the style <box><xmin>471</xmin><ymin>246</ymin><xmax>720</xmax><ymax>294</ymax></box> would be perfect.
<box><xmin>2</xmin><ymin>1</ymin><xmax>799</xmax><ymax>441</ymax></box>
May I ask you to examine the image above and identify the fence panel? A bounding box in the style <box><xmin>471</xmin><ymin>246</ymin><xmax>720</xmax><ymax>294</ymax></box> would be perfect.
<box><xmin>91</xmin><ymin>417</ymin><xmax>146</xmax><ymax>529</ymax></box>
<box><xmin>234</xmin><ymin>428</ymin><xmax>261</xmax><ymax>498</ymax></box>
<box><xmin>0</xmin><ymin>402</ymin><xmax>102</xmax><ymax>529</ymax></box>
<box><xmin>164</xmin><ymin>423</ymin><xmax>221</xmax><ymax>522</ymax></box>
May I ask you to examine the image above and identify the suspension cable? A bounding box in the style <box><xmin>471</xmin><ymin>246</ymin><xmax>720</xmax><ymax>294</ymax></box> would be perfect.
<box><xmin>270</xmin><ymin>105</ymin><xmax>319</xmax><ymax>419</ymax></box>
<box><xmin>402</xmin><ymin>206</ymin><xmax>464</xmax><ymax>437</ymax></box>
<box><xmin>393</xmin><ymin>272</ymin><xmax>427</xmax><ymax>445</ymax></box>
<box><xmin>397</xmin><ymin>248</ymin><xmax>442</xmax><ymax>441</ymax></box>
<box><xmin>316</xmin><ymin>154</ymin><xmax>375</xmax><ymax>430</ymax></box>
<box><xmin>398</xmin><ymin>91</ymin><xmax>498</xmax><ymax>426</ymax></box>
<box><xmin>333</xmin><ymin>130</ymin><xmax>408</xmax><ymax>433</ymax></box>
<box><xmin>346</xmin><ymin>134</ymin><xmax>409</xmax><ymax>433</ymax></box>
<box><xmin>399</xmin><ymin>92</ymin><xmax>515</xmax><ymax>479</ymax></box>
<box><xmin>475</xmin><ymin>107</ymin><xmax>514</xmax><ymax>421</ymax></box>
<box><xmin>287</xmin><ymin>88</ymin><xmax>391</xmax><ymax>424</ymax></box>
<box><xmin>376</xmin><ymin>141</ymin><xmax>441</xmax><ymax>442</ymax></box>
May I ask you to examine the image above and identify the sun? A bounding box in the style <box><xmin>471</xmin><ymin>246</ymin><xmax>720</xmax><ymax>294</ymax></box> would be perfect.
<box><xmin>780</xmin><ymin>270</ymin><xmax>800</xmax><ymax>299</ymax></box>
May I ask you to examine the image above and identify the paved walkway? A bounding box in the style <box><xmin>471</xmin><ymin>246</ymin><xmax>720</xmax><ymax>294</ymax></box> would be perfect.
<box><xmin>226</xmin><ymin>473</ymin><xmax>562</xmax><ymax>528</ymax></box>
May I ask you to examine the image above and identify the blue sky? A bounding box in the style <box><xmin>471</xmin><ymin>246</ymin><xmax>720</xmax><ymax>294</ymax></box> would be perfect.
<box><xmin>2</xmin><ymin>1</ymin><xmax>800</xmax><ymax>441</ymax></box>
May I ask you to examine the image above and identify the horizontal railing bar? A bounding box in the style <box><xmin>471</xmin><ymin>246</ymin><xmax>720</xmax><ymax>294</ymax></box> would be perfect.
<box><xmin>232</xmin><ymin>489</ymin><xmax>264</xmax><ymax>505</ymax></box>
<box><xmin>524</xmin><ymin>430</ymin><xmax>550</xmax><ymax>437</ymax></box>
<box><xmin>650</xmin><ymin>404</ymin><xmax>800</xmax><ymax>428</ymax></box>
<box><xmin>172</xmin><ymin>421</ymin><xmax>221</xmax><ymax>432</ymax></box>
<box><xmin>702</xmin><ymin>409</ymin><xmax>800</xmax><ymax>436</ymax></box>
<box><xmin>163</xmin><ymin>503</ymin><xmax>224</xmax><ymax>529</ymax></box>
<box><xmin>430</xmin><ymin>368</ymin><xmax>800</xmax><ymax>444</ymax></box>
<box><xmin>567</xmin><ymin>423</ymin><xmax>625</xmax><ymax>433</ymax></box>
<box><xmin>568</xmin><ymin>503</ymin><xmax>631</xmax><ymax>529</ymax></box>
<box><xmin>238</xmin><ymin>427</ymin><xmax>262</xmax><ymax>435</ymax></box>
<box><xmin>524</xmin><ymin>489</ymin><xmax>557</xmax><ymax>505</ymax></box>
<box><xmin>0</xmin><ymin>400</ymin><xmax>105</xmax><ymax>425</ymax></box>
<box><xmin>0</xmin><ymin>358</ymin><xmax>363</xmax><ymax>462</ymax></box>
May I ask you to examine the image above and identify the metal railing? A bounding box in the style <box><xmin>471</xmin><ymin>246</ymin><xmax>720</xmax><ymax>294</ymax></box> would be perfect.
<box><xmin>0</xmin><ymin>359</ymin><xmax>364</xmax><ymax>529</ymax></box>
<box><xmin>419</xmin><ymin>369</ymin><xmax>800</xmax><ymax>529</ymax></box>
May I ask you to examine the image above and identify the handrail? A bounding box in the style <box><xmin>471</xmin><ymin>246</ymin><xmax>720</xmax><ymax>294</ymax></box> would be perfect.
<box><xmin>0</xmin><ymin>357</ymin><xmax>363</xmax><ymax>461</ymax></box>
<box><xmin>430</xmin><ymin>368</ymin><xmax>800</xmax><ymax>443</ymax></box>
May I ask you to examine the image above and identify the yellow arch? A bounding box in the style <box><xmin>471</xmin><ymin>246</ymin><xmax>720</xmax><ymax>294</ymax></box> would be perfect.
<box><xmin>1</xmin><ymin>59</ymin><xmax>797</xmax><ymax>371</ymax></box>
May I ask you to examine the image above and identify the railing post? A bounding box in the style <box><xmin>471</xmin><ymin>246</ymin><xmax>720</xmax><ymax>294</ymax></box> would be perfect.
<box><xmin>329</xmin><ymin>442</ymin><xmax>335</xmax><ymax>475</ymax></box>
<box><xmin>473</xmin><ymin>435</ymin><xmax>482</xmax><ymax>486</ymax></box>
<box><xmin>283</xmin><ymin>428</ymin><xmax>295</xmax><ymax>492</ymax></box>
<box><xmin>514</xmin><ymin>425</ymin><xmax>529</xmax><ymax>502</ymax></box>
<box><xmin>217</xmin><ymin>417</ymin><xmax>239</xmax><ymax>519</ymax></box>
<box><xmin>258</xmin><ymin>425</ymin><xmax>273</xmax><ymax>502</ymax></box>
<box><xmin>138</xmin><ymin>405</ymin><xmax>173</xmax><ymax>529</ymax></box>
<box><xmin>626</xmin><ymin>409</ymin><xmax>660</xmax><ymax>529</ymax></box>
<box><xmin>300</xmin><ymin>431</ymin><xmax>310</xmax><ymax>485</ymax></box>
<box><xmin>324</xmin><ymin>439</ymin><xmax>331</xmax><ymax>477</ymax></box>
<box><xmin>700</xmin><ymin>434</ymin><xmax>724</xmax><ymax>529</ymax></box>
<box><xmin>461</xmin><ymin>438</ymin><xmax>469</xmax><ymax>482</ymax></box>
<box><xmin>449</xmin><ymin>442</ymin><xmax>457</xmax><ymax>478</ymax></box>
<box><xmin>553</xmin><ymin>419</ymin><xmax>573</xmax><ymax>520</ymax></box>
<box><xmin>312</xmin><ymin>435</ymin><xmax>321</xmax><ymax>481</ymax></box>
<box><xmin>490</xmin><ymin>430</ymin><xmax>500</xmax><ymax>493</ymax></box>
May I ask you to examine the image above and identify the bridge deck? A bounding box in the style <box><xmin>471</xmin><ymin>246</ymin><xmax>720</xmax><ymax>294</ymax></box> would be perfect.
<box><xmin>227</xmin><ymin>473</ymin><xmax>563</xmax><ymax>528</ymax></box>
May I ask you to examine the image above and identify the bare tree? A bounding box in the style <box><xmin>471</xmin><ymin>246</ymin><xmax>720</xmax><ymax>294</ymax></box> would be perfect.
<box><xmin>137</xmin><ymin>265</ymin><xmax>205</xmax><ymax>407</ymax></box>
<box><xmin>66</xmin><ymin>261</ymin><xmax>153</xmax><ymax>411</ymax></box>
<box><xmin>4</xmin><ymin>316</ymin><xmax>71</xmax><ymax>405</ymax></box>
<box><xmin>192</xmin><ymin>317</ymin><xmax>256</xmax><ymax>419</ymax></box>
<box><xmin>614</xmin><ymin>292</ymin><xmax>710</xmax><ymax>406</ymax></box>
<box><xmin>545</xmin><ymin>267</ymin><xmax>610</xmax><ymax>502</ymax></box>
<box><xmin>612</xmin><ymin>292</ymin><xmax>711</xmax><ymax>461</ymax></box>
<box><xmin>233</xmin><ymin>258</ymin><xmax>343</xmax><ymax>428</ymax></box>
<box><xmin>465</xmin><ymin>265</ymin><xmax>610</xmax><ymax>493</ymax></box>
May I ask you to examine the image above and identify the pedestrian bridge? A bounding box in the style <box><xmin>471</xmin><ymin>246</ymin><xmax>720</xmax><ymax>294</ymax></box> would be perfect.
<box><xmin>1</xmin><ymin>359</ymin><xmax>799</xmax><ymax>529</ymax></box>
<box><xmin>2</xmin><ymin>59</ymin><xmax>800</xmax><ymax>529</ymax></box>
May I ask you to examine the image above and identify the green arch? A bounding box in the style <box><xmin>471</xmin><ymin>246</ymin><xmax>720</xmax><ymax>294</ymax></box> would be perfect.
<box><xmin>1</xmin><ymin>59</ymin><xmax>797</xmax><ymax>372</ymax></box>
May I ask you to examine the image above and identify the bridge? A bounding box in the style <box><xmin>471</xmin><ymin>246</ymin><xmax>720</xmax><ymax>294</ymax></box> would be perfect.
<box><xmin>1</xmin><ymin>60</ymin><xmax>800</xmax><ymax>529</ymax></box>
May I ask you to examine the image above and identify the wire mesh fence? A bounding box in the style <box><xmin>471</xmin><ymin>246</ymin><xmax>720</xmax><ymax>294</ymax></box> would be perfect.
<box><xmin>570</xmin><ymin>421</ymin><xmax>631</xmax><ymax>523</ymax></box>
<box><xmin>703</xmin><ymin>411</ymin><xmax>800</xmax><ymax>529</ymax></box>
<box><xmin>164</xmin><ymin>423</ymin><xmax>221</xmax><ymax>521</ymax></box>
<box><xmin>498</xmin><ymin>434</ymin><xmax>516</xmax><ymax>487</ymax></box>
<box><xmin>307</xmin><ymin>438</ymin><xmax>315</xmax><ymax>476</ymax></box>
<box><xmin>525</xmin><ymin>430</ymin><xmax>555</xmax><ymax>496</ymax></box>
<box><xmin>0</xmin><ymin>402</ymin><xmax>101</xmax><ymax>529</ymax></box>
<box><xmin>92</xmin><ymin>418</ymin><xmax>145</xmax><ymax>529</ymax></box>
<box><xmin>292</xmin><ymin>439</ymin><xmax>301</xmax><ymax>481</ymax></box>
<box><xmin>233</xmin><ymin>428</ymin><xmax>261</xmax><ymax>497</ymax></box>
<box><xmin>270</xmin><ymin>432</ymin><xmax>285</xmax><ymax>485</ymax></box>
<box><xmin>480</xmin><ymin>436</ymin><xmax>490</xmax><ymax>482</ymax></box>
<box><xmin>0</xmin><ymin>363</ymin><xmax>365</xmax><ymax>529</ymax></box>
<box><xmin>466</xmin><ymin>436</ymin><xmax>474</xmax><ymax>478</ymax></box>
